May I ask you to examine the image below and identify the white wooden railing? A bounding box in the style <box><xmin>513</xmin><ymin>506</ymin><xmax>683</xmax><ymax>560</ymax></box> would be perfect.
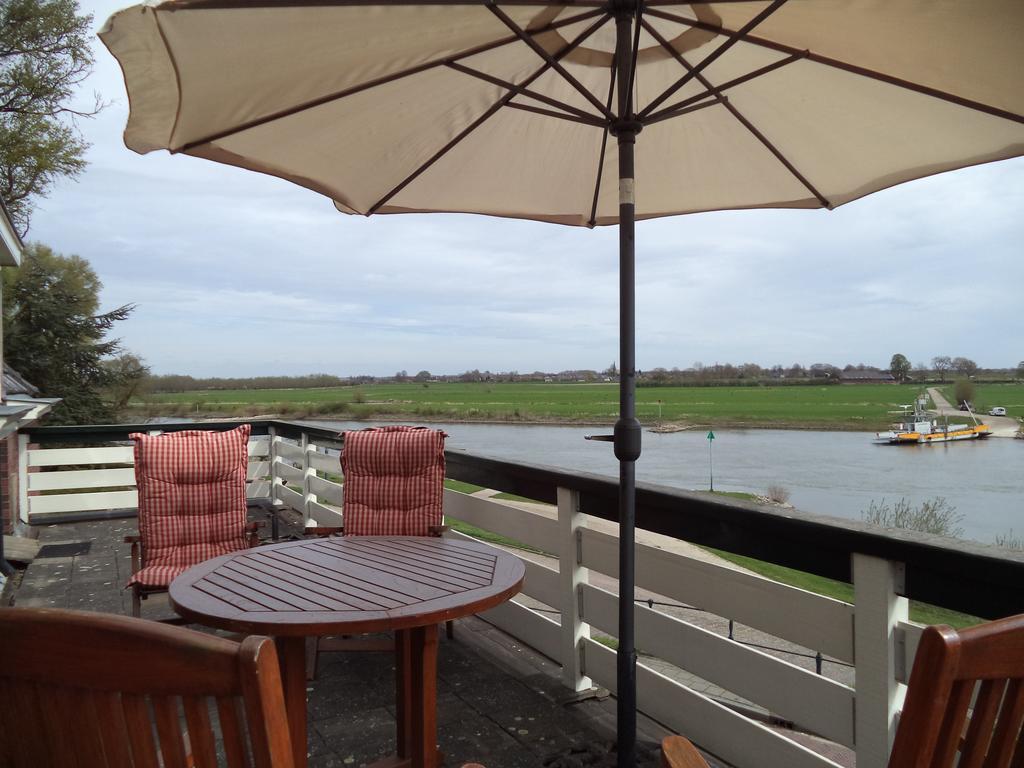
<box><xmin>18</xmin><ymin>420</ymin><xmax>1024</xmax><ymax>768</ymax></box>
<box><xmin>19</xmin><ymin>431</ymin><xmax>272</xmax><ymax>520</ymax></box>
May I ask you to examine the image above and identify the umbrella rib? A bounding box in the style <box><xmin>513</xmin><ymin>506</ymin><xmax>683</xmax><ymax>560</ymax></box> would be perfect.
<box><xmin>726</xmin><ymin>106</ymin><xmax>831</xmax><ymax>207</ymax></box>
<box><xmin>644</xmin><ymin>7</ymin><xmax>1024</xmax><ymax>126</ymax></box>
<box><xmin>504</xmin><ymin>101</ymin><xmax>605</xmax><ymax>127</ymax></box>
<box><xmin>486</xmin><ymin>2</ymin><xmax>614</xmax><ymax>120</ymax></box>
<box><xmin>642</xmin><ymin>17</ymin><xmax>830</xmax><ymax>208</ymax></box>
<box><xmin>588</xmin><ymin>63</ymin><xmax>618</xmax><ymax>227</ymax></box>
<box><xmin>174</xmin><ymin>7</ymin><xmax>604</xmax><ymax>153</ymax></box>
<box><xmin>642</xmin><ymin>96</ymin><xmax>722</xmax><ymax>126</ymax></box>
<box><xmin>637</xmin><ymin>0</ymin><xmax>788</xmax><ymax>120</ymax></box>
<box><xmin>368</xmin><ymin>12</ymin><xmax>611</xmax><ymax>214</ymax></box>
<box><xmin>623</xmin><ymin>1</ymin><xmax>642</xmax><ymax>115</ymax></box>
<box><xmin>446</xmin><ymin>61</ymin><xmax>604</xmax><ymax>122</ymax></box>
<box><xmin>644</xmin><ymin>50</ymin><xmax>807</xmax><ymax>124</ymax></box>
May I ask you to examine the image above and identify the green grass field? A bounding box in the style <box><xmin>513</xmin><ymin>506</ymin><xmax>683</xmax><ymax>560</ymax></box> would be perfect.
<box><xmin>939</xmin><ymin>383</ymin><xmax>1024</xmax><ymax>418</ymax></box>
<box><xmin>139</xmin><ymin>382</ymin><xmax>940</xmax><ymax>429</ymax></box>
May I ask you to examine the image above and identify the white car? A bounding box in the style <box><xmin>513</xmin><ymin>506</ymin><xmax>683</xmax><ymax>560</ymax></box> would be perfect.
<box><xmin>989</xmin><ymin>406</ymin><xmax>1007</xmax><ymax>416</ymax></box>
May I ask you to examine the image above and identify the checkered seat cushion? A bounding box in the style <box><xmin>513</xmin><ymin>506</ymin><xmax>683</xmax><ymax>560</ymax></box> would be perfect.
<box><xmin>128</xmin><ymin>424</ymin><xmax>251</xmax><ymax>587</ymax></box>
<box><xmin>341</xmin><ymin>426</ymin><xmax>446</xmax><ymax>537</ymax></box>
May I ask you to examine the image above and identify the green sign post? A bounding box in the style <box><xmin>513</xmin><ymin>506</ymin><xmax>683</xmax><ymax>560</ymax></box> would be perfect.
<box><xmin>707</xmin><ymin>430</ymin><xmax>715</xmax><ymax>491</ymax></box>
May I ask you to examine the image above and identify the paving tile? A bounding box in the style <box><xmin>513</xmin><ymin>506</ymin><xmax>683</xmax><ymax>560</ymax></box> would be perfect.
<box><xmin>313</xmin><ymin>706</ymin><xmax>396</xmax><ymax>765</ymax></box>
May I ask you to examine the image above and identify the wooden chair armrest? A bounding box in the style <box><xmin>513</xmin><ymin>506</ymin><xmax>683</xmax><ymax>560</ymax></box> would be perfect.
<box><xmin>306</xmin><ymin>526</ymin><xmax>344</xmax><ymax>537</ymax></box>
<box><xmin>125</xmin><ymin>535</ymin><xmax>142</xmax><ymax>576</ymax></box>
<box><xmin>428</xmin><ymin>525</ymin><xmax>450</xmax><ymax>537</ymax></box>
<box><xmin>660</xmin><ymin>736</ymin><xmax>709</xmax><ymax>768</ymax></box>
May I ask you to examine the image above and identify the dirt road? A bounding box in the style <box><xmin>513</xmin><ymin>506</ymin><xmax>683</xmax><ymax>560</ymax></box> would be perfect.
<box><xmin>927</xmin><ymin>387</ymin><xmax>1020</xmax><ymax>437</ymax></box>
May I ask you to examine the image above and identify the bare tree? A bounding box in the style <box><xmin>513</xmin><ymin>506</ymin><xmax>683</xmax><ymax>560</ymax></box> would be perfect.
<box><xmin>931</xmin><ymin>355</ymin><xmax>952</xmax><ymax>382</ymax></box>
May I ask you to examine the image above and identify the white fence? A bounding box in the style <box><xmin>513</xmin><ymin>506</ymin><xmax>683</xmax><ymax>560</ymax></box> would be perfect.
<box><xmin>20</xmin><ymin>432</ymin><xmax>273</xmax><ymax>521</ymax></box>
<box><xmin>19</xmin><ymin>425</ymin><xmax>932</xmax><ymax>768</ymax></box>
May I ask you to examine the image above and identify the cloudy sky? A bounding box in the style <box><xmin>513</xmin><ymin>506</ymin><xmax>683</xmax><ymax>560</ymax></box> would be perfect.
<box><xmin>25</xmin><ymin>0</ymin><xmax>1024</xmax><ymax>378</ymax></box>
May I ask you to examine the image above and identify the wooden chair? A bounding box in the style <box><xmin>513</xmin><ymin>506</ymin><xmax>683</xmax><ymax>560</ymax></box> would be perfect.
<box><xmin>126</xmin><ymin>424</ymin><xmax>259</xmax><ymax>618</ymax></box>
<box><xmin>888</xmin><ymin>613</ymin><xmax>1024</xmax><ymax>767</ymax></box>
<box><xmin>311</xmin><ymin>426</ymin><xmax>451</xmax><ymax>672</ymax></box>
<box><xmin>660</xmin><ymin>613</ymin><xmax>1024</xmax><ymax>768</ymax></box>
<box><xmin>0</xmin><ymin>607</ymin><xmax>294</xmax><ymax>768</ymax></box>
<box><xmin>660</xmin><ymin>736</ymin><xmax>711</xmax><ymax>768</ymax></box>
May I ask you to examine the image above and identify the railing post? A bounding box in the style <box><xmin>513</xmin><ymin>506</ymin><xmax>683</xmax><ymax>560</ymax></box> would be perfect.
<box><xmin>557</xmin><ymin>486</ymin><xmax>592</xmax><ymax>692</ymax></box>
<box><xmin>301</xmin><ymin>432</ymin><xmax>318</xmax><ymax>526</ymax></box>
<box><xmin>17</xmin><ymin>433</ymin><xmax>29</xmax><ymax>524</ymax></box>
<box><xmin>268</xmin><ymin>426</ymin><xmax>281</xmax><ymax>505</ymax></box>
<box><xmin>853</xmin><ymin>553</ymin><xmax>909</xmax><ymax>767</ymax></box>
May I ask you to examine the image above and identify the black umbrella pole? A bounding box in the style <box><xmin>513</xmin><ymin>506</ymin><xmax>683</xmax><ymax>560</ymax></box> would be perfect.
<box><xmin>613</xmin><ymin>6</ymin><xmax>641</xmax><ymax>765</ymax></box>
<box><xmin>614</xmin><ymin>123</ymin><xmax>640</xmax><ymax>768</ymax></box>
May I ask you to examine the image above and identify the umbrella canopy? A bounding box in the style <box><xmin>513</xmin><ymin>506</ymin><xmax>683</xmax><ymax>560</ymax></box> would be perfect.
<box><xmin>101</xmin><ymin>1</ymin><xmax>1024</xmax><ymax>227</ymax></box>
<box><xmin>101</xmin><ymin>3</ymin><xmax>1024</xmax><ymax>766</ymax></box>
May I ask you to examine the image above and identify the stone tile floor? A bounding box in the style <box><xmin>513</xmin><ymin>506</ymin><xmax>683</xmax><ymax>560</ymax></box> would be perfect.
<box><xmin>4</xmin><ymin>515</ymin><xmax>720</xmax><ymax>768</ymax></box>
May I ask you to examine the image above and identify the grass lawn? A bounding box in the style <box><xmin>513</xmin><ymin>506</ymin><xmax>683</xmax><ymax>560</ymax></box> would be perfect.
<box><xmin>939</xmin><ymin>382</ymin><xmax>1024</xmax><ymax>418</ymax></box>
<box><xmin>139</xmin><ymin>382</ymin><xmax>930</xmax><ymax>429</ymax></box>
<box><xmin>709</xmin><ymin>549</ymin><xmax>981</xmax><ymax>629</ymax></box>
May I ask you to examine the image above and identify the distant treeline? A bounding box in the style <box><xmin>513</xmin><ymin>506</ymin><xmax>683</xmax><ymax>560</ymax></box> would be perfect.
<box><xmin>148</xmin><ymin>374</ymin><xmax>348</xmax><ymax>393</ymax></box>
<box><xmin>146</xmin><ymin>359</ymin><xmax>1022</xmax><ymax>393</ymax></box>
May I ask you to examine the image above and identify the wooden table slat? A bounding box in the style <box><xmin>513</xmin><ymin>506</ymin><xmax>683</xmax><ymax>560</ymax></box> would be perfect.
<box><xmin>400</xmin><ymin>537</ymin><xmax>501</xmax><ymax>570</ymax></box>
<box><xmin>192</xmin><ymin>576</ymin><xmax>280</xmax><ymax>613</ymax></box>
<box><xmin>320</xmin><ymin>540</ymin><xmax>492</xmax><ymax>592</ymax></box>
<box><xmin>200</xmin><ymin>572</ymin><xmax>303</xmax><ymax>612</ymax></box>
<box><xmin>296</xmin><ymin>544</ymin><xmax>456</xmax><ymax>606</ymax></box>
<box><xmin>213</xmin><ymin>562</ymin><xmax>357</xmax><ymax>613</ymax></box>
<box><xmin>357</xmin><ymin>538</ymin><xmax>496</xmax><ymax>581</ymax></box>
<box><xmin>243</xmin><ymin>551</ymin><xmax>405</xmax><ymax>611</ymax></box>
<box><xmin>222</xmin><ymin>559</ymin><xmax>361</xmax><ymax>612</ymax></box>
<box><xmin>260</xmin><ymin>548</ymin><xmax>424</xmax><ymax>608</ymax></box>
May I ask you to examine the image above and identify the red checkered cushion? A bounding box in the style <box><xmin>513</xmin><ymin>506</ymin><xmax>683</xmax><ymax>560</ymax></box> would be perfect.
<box><xmin>341</xmin><ymin>426</ymin><xmax>446</xmax><ymax>537</ymax></box>
<box><xmin>128</xmin><ymin>425</ymin><xmax>251</xmax><ymax>587</ymax></box>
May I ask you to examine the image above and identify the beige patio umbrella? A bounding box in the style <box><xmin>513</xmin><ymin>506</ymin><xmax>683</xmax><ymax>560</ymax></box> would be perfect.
<box><xmin>100</xmin><ymin>1</ymin><xmax>1024</xmax><ymax>764</ymax></box>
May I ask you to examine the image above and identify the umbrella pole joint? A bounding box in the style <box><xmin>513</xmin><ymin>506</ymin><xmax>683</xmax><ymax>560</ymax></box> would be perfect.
<box><xmin>608</xmin><ymin>0</ymin><xmax>638</xmax><ymax>17</ymax></box>
<box><xmin>613</xmin><ymin>416</ymin><xmax>641</xmax><ymax>462</ymax></box>
<box><xmin>609</xmin><ymin>118</ymin><xmax>643</xmax><ymax>138</ymax></box>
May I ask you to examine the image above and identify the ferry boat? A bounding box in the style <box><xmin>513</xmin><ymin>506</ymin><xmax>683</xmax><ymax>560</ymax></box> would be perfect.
<box><xmin>875</xmin><ymin>396</ymin><xmax>991</xmax><ymax>445</ymax></box>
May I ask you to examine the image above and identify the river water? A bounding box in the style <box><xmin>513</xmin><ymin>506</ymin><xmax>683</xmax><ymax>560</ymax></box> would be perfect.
<box><xmin>310</xmin><ymin>421</ymin><xmax>1021</xmax><ymax>545</ymax></box>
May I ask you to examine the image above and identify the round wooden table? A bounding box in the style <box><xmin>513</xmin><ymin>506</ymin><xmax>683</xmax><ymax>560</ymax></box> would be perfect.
<box><xmin>169</xmin><ymin>536</ymin><xmax>525</xmax><ymax>768</ymax></box>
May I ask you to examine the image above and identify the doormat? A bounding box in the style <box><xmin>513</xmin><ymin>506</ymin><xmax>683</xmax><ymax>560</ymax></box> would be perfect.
<box><xmin>36</xmin><ymin>542</ymin><xmax>92</xmax><ymax>558</ymax></box>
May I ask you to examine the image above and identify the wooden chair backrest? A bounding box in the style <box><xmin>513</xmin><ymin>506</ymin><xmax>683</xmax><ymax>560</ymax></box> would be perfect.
<box><xmin>888</xmin><ymin>613</ymin><xmax>1024</xmax><ymax>768</ymax></box>
<box><xmin>341</xmin><ymin>426</ymin><xmax>446</xmax><ymax>536</ymax></box>
<box><xmin>0</xmin><ymin>607</ymin><xmax>294</xmax><ymax>768</ymax></box>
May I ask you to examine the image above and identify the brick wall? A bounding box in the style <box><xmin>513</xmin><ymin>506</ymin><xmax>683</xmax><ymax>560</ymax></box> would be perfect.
<box><xmin>0</xmin><ymin>434</ymin><xmax>16</xmax><ymax>534</ymax></box>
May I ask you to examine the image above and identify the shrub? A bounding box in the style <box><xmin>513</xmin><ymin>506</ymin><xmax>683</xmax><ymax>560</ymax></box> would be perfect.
<box><xmin>862</xmin><ymin>497</ymin><xmax>963</xmax><ymax>538</ymax></box>
<box><xmin>351</xmin><ymin>389</ymin><xmax>366</xmax><ymax>404</ymax></box>
<box><xmin>312</xmin><ymin>401</ymin><xmax>348</xmax><ymax>415</ymax></box>
<box><xmin>953</xmin><ymin>379</ymin><xmax>976</xmax><ymax>407</ymax></box>
<box><xmin>766</xmin><ymin>484</ymin><xmax>791</xmax><ymax>504</ymax></box>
